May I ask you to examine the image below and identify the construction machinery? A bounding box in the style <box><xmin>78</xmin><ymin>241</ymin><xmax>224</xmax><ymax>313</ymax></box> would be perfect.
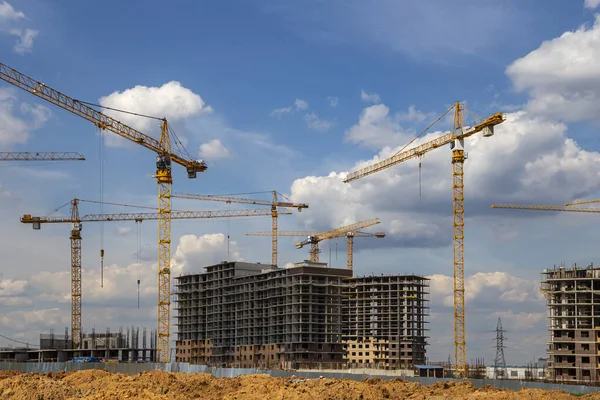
<box><xmin>294</xmin><ymin>218</ymin><xmax>381</xmax><ymax>263</ymax></box>
<box><xmin>0</xmin><ymin>152</ymin><xmax>85</xmax><ymax>161</ymax></box>
<box><xmin>1</xmin><ymin>62</ymin><xmax>207</xmax><ymax>361</ymax></box>
<box><xmin>344</xmin><ymin>102</ymin><xmax>505</xmax><ymax>377</ymax></box>
<box><xmin>172</xmin><ymin>191</ymin><xmax>308</xmax><ymax>266</ymax></box>
<box><xmin>22</xmin><ymin>198</ymin><xmax>289</xmax><ymax>349</ymax></box>
<box><xmin>246</xmin><ymin>229</ymin><xmax>385</xmax><ymax>269</ymax></box>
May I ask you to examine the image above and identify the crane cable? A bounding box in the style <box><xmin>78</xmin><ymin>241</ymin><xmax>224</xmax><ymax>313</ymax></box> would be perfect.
<box><xmin>76</xmin><ymin>100</ymin><xmax>163</xmax><ymax>121</ymax></box>
<box><xmin>226</xmin><ymin>202</ymin><xmax>231</xmax><ymax>256</ymax></box>
<box><xmin>0</xmin><ymin>333</ymin><xmax>38</xmax><ymax>348</ymax></box>
<box><xmin>99</xmin><ymin>126</ymin><xmax>105</xmax><ymax>288</ymax></box>
<box><xmin>136</xmin><ymin>220</ymin><xmax>142</xmax><ymax>309</ymax></box>
<box><xmin>391</xmin><ymin>104</ymin><xmax>454</xmax><ymax>198</ymax></box>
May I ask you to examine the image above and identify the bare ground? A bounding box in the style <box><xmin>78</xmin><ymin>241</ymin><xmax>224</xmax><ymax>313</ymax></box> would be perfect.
<box><xmin>0</xmin><ymin>370</ymin><xmax>597</xmax><ymax>399</ymax></box>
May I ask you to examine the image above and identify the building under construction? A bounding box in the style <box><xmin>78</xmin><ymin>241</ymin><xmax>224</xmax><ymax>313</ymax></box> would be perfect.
<box><xmin>0</xmin><ymin>327</ymin><xmax>157</xmax><ymax>363</ymax></box>
<box><xmin>542</xmin><ymin>263</ymin><xmax>600</xmax><ymax>383</ymax></box>
<box><xmin>343</xmin><ymin>275</ymin><xmax>429</xmax><ymax>369</ymax></box>
<box><xmin>175</xmin><ymin>261</ymin><xmax>430</xmax><ymax>370</ymax></box>
<box><xmin>175</xmin><ymin>261</ymin><xmax>351</xmax><ymax>369</ymax></box>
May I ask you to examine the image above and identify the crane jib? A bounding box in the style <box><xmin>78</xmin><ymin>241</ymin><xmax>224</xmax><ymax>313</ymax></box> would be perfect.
<box><xmin>0</xmin><ymin>62</ymin><xmax>206</xmax><ymax>172</ymax></box>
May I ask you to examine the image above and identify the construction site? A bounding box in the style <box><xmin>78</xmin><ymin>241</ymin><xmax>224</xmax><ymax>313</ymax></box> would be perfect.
<box><xmin>0</xmin><ymin>328</ymin><xmax>157</xmax><ymax>363</ymax></box>
<box><xmin>174</xmin><ymin>260</ymin><xmax>429</xmax><ymax>370</ymax></box>
<box><xmin>2</xmin><ymin>1</ymin><xmax>600</xmax><ymax>397</ymax></box>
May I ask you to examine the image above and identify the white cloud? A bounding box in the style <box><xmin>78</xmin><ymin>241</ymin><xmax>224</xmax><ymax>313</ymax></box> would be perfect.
<box><xmin>0</xmin><ymin>88</ymin><xmax>13</xmax><ymax>101</ymax></box>
<box><xmin>20</xmin><ymin>102</ymin><xmax>51</xmax><ymax>128</ymax></box>
<box><xmin>360</xmin><ymin>90</ymin><xmax>381</xmax><ymax>104</ymax></box>
<box><xmin>0</xmin><ymin>1</ymin><xmax>24</xmax><ymax>21</ymax></box>
<box><xmin>428</xmin><ymin>272</ymin><xmax>544</xmax><ymax>308</ymax></box>
<box><xmin>10</xmin><ymin>28</ymin><xmax>37</xmax><ymax>55</ymax></box>
<box><xmin>171</xmin><ymin>233</ymin><xmax>242</xmax><ymax>275</ymax></box>
<box><xmin>397</xmin><ymin>105</ymin><xmax>434</xmax><ymax>123</ymax></box>
<box><xmin>116</xmin><ymin>226</ymin><xmax>133</xmax><ymax>236</ymax></box>
<box><xmin>270</xmin><ymin>99</ymin><xmax>309</xmax><ymax>117</ymax></box>
<box><xmin>0</xmin><ymin>296</ymin><xmax>31</xmax><ymax>306</ymax></box>
<box><xmin>0</xmin><ymin>88</ymin><xmax>51</xmax><ymax>148</ymax></box>
<box><xmin>8</xmin><ymin>166</ymin><xmax>70</xmax><ymax>181</ymax></box>
<box><xmin>27</xmin><ymin>233</ymin><xmax>240</xmax><ymax>309</ymax></box>
<box><xmin>270</xmin><ymin>106</ymin><xmax>292</xmax><ymax>117</ymax></box>
<box><xmin>0</xmin><ymin>279</ymin><xmax>27</xmax><ymax>296</ymax></box>
<box><xmin>0</xmin><ymin>2</ymin><xmax>38</xmax><ymax>55</ymax></box>
<box><xmin>99</xmin><ymin>81</ymin><xmax>212</xmax><ymax>147</ymax></box>
<box><xmin>345</xmin><ymin>104</ymin><xmax>412</xmax><ymax>149</ymax></box>
<box><xmin>0</xmin><ymin>308</ymin><xmax>68</xmax><ymax>332</ymax></box>
<box><xmin>507</xmin><ymin>15</ymin><xmax>600</xmax><ymax>122</ymax></box>
<box><xmin>491</xmin><ymin>311</ymin><xmax>546</xmax><ymax>330</ymax></box>
<box><xmin>198</xmin><ymin>138</ymin><xmax>230</xmax><ymax>160</ymax></box>
<box><xmin>290</xmin><ymin>106</ymin><xmax>600</xmax><ymax>248</ymax></box>
<box><xmin>295</xmin><ymin>98</ymin><xmax>309</xmax><ymax>110</ymax></box>
<box><xmin>584</xmin><ymin>0</ymin><xmax>600</xmax><ymax>9</ymax></box>
<box><xmin>327</xmin><ymin>96</ymin><xmax>338</xmax><ymax>107</ymax></box>
<box><xmin>21</xmin><ymin>233</ymin><xmax>243</xmax><ymax>341</ymax></box>
<box><xmin>304</xmin><ymin>112</ymin><xmax>334</xmax><ymax>132</ymax></box>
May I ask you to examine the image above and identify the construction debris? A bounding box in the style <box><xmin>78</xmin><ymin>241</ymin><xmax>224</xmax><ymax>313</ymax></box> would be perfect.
<box><xmin>0</xmin><ymin>370</ymin><xmax>594</xmax><ymax>399</ymax></box>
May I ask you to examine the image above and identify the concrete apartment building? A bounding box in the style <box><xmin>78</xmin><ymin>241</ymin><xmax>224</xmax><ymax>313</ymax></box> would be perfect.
<box><xmin>343</xmin><ymin>275</ymin><xmax>429</xmax><ymax>369</ymax></box>
<box><xmin>175</xmin><ymin>260</ymin><xmax>351</xmax><ymax>369</ymax></box>
<box><xmin>542</xmin><ymin>264</ymin><xmax>600</xmax><ymax>383</ymax></box>
<box><xmin>176</xmin><ymin>261</ymin><xmax>430</xmax><ymax>370</ymax></box>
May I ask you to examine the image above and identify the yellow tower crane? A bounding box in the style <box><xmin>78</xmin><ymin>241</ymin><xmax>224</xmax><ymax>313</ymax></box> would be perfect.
<box><xmin>565</xmin><ymin>199</ymin><xmax>600</xmax><ymax>206</ymax></box>
<box><xmin>0</xmin><ymin>62</ymin><xmax>207</xmax><ymax>362</ymax></box>
<box><xmin>344</xmin><ymin>102</ymin><xmax>505</xmax><ymax>377</ymax></box>
<box><xmin>246</xmin><ymin>229</ymin><xmax>385</xmax><ymax>269</ymax></box>
<box><xmin>22</xmin><ymin>198</ymin><xmax>288</xmax><ymax>350</ymax></box>
<box><xmin>0</xmin><ymin>152</ymin><xmax>85</xmax><ymax>161</ymax></box>
<box><xmin>490</xmin><ymin>203</ymin><xmax>600</xmax><ymax>213</ymax></box>
<box><xmin>172</xmin><ymin>191</ymin><xmax>308</xmax><ymax>266</ymax></box>
<box><xmin>294</xmin><ymin>218</ymin><xmax>381</xmax><ymax>263</ymax></box>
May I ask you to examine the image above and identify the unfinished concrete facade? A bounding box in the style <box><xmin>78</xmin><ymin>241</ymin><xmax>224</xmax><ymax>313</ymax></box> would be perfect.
<box><xmin>343</xmin><ymin>275</ymin><xmax>429</xmax><ymax>369</ymax></box>
<box><xmin>175</xmin><ymin>261</ymin><xmax>351</xmax><ymax>369</ymax></box>
<box><xmin>542</xmin><ymin>264</ymin><xmax>600</xmax><ymax>383</ymax></box>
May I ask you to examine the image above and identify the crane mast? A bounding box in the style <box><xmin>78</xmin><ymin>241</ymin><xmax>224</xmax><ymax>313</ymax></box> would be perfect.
<box><xmin>70</xmin><ymin>199</ymin><xmax>82</xmax><ymax>348</ymax></box>
<box><xmin>451</xmin><ymin>103</ymin><xmax>466</xmax><ymax>378</ymax></box>
<box><xmin>156</xmin><ymin>120</ymin><xmax>172</xmax><ymax>362</ymax></box>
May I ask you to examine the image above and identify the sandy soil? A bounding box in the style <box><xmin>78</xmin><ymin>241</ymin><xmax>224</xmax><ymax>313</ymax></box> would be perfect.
<box><xmin>0</xmin><ymin>370</ymin><xmax>597</xmax><ymax>399</ymax></box>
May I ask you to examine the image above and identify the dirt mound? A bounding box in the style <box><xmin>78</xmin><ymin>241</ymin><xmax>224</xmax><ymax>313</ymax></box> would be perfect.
<box><xmin>0</xmin><ymin>370</ymin><xmax>596</xmax><ymax>399</ymax></box>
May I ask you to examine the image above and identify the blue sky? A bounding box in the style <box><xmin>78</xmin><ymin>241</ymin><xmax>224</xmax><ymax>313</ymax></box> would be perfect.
<box><xmin>1</xmin><ymin>0</ymin><xmax>600</xmax><ymax>366</ymax></box>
